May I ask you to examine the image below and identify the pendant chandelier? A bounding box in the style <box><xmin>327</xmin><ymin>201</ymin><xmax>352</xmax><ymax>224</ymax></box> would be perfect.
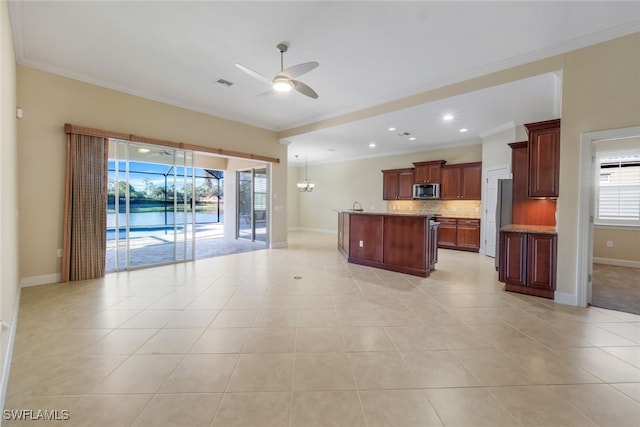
<box><xmin>297</xmin><ymin>156</ymin><xmax>315</xmax><ymax>192</ymax></box>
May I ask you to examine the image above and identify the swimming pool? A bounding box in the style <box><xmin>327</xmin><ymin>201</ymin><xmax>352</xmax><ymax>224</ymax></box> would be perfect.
<box><xmin>106</xmin><ymin>225</ymin><xmax>185</xmax><ymax>240</ymax></box>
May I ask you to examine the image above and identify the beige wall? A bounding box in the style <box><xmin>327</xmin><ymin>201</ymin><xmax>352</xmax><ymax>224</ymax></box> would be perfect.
<box><xmin>557</xmin><ymin>32</ymin><xmax>640</xmax><ymax>299</ymax></box>
<box><xmin>481</xmin><ymin>126</ymin><xmax>516</xmax><ymax>172</ymax></box>
<box><xmin>288</xmin><ymin>143</ymin><xmax>482</xmax><ymax>232</ymax></box>
<box><xmin>1</xmin><ymin>0</ymin><xmax>20</xmax><ymax>398</ymax></box>
<box><xmin>16</xmin><ymin>66</ymin><xmax>287</xmax><ymax>282</ymax></box>
<box><xmin>593</xmin><ymin>227</ymin><xmax>640</xmax><ymax>263</ymax></box>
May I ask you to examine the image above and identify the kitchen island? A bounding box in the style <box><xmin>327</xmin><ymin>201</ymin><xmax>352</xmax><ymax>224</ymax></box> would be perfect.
<box><xmin>337</xmin><ymin>211</ymin><xmax>438</xmax><ymax>277</ymax></box>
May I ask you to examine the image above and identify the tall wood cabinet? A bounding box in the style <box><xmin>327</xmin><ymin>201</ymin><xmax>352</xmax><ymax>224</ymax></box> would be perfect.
<box><xmin>441</xmin><ymin>162</ymin><xmax>482</xmax><ymax>200</ymax></box>
<box><xmin>382</xmin><ymin>168</ymin><xmax>414</xmax><ymax>200</ymax></box>
<box><xmin>525</xmin><ymin>119</ymin><xmax>561</xmax><ymax>198</ymax></box>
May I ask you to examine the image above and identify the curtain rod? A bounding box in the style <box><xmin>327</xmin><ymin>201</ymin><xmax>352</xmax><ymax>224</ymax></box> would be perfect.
<box><xmin>64</xmin><ymin>123</ymin><xmax>280</xmax><ymax>164</ymax></box>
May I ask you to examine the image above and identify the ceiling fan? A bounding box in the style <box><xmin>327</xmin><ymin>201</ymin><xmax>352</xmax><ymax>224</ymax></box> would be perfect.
<box><xmin>235</xmin><ymin>42</ymin><xmax>319</xmax><ymax>99</ymax></box>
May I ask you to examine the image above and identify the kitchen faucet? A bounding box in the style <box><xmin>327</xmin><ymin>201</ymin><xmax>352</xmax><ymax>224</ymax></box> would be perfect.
<box><xmin>352</xmin><ymin>201</ymin><xmax>363</xmax><ymax>211</ymax></box>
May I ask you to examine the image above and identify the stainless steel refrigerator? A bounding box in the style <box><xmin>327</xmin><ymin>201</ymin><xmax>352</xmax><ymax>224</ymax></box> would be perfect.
<box><xmin>495</xmin><ymin>179</ymin><xmax>513</xmax><ymax>270</ymax></box>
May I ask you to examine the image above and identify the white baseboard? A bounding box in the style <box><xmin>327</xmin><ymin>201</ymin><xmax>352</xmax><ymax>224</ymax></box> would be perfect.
<box><xmin>554</xmin><ymin>291</ymin><xmax>579</xmax><ymax>306</ymax></box>
<box><xmin>270</xmin><ymin>241</ymin><xmax>288</xmax><ymax>249</ymax></box>
<box><xmin>295</xmin><ymin>227</ymin><xmax>337</xmax><ymax>235</ymax></box>
<box><xmin>1</xmin><ymin>289</ymin><xmax>21</xmax><ymax>414</ymax></box>
<box><xmin>593</xmin><ymin>257</ymin><xmax>640</xmax><ymax>269</ymax></box>
<box><xmin>20</xmin><ymin>273</ymin><xmax>61</xmax><ymax>288</ymax></box>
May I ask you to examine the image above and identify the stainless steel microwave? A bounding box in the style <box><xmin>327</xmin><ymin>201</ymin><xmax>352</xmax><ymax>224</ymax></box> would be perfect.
<box><xmin>413</xmin><ymin>183</ymin><xmax>440</xmax><ymax>199</ymax></box>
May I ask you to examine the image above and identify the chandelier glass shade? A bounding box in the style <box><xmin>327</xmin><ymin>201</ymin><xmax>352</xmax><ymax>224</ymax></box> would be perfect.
<box><xmin>297</xmin><ymin>157</ymin><xmax>315</xmax><ymax>192</ymax></box>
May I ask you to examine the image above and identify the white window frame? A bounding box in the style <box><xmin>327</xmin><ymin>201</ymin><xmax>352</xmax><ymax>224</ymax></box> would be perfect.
<box><xmin>594</xmin><ymin>151</ymin><xmax>640</xmax><ymax>227</ymax></box>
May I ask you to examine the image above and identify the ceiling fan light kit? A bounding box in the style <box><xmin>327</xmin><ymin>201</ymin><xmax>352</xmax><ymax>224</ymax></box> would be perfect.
<box><xmin>235</xmin><ymin>42</ymin><xmax>319</xmax><ymax>99</ymax></box>
<box><xmin>273</xmin><ymin>76</ymin><xmax>293</xmax><ymax>92</ymax></box>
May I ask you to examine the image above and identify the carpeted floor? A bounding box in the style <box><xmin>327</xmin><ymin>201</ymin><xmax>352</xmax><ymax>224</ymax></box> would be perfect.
<box><xmin>591</xmin><ymin>263</ymin><xmax>640</xmax><ymax>315</ymax></box>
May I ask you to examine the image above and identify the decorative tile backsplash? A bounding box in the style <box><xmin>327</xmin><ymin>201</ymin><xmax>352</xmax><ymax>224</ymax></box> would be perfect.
<box><xmin>386</xmin><ymin>200</ymin><xmax>482</xmax><ymax>218</ymax></box>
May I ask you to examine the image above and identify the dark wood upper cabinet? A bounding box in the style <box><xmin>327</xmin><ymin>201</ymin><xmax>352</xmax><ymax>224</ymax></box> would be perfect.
<box><xmin>461</xmin><ymin>163</ymin><xmax>482</xmax><ymax>199</ymax></box>
<box><xmin>525</xmin><ymin>119</ymin><xmax>560</xmax><ymax>198</ymax></box>
<box><xmin>441</xmin><ymin>162</ymin><xmax>482</xmax><ymax>200</ymax></box>
<box><xmin>509</xmin><ymin>141</ymin><xmax>557</xmax><ymax>226</ymax></box>
<box><xmin>413</xmin><ymin>160</ymin><xmax>446</xmax><ymax>184</ymax></box>
<box><xmin>382</xmin><ymin>168</ymin><xmax>414</xmax><ymax>200</ymax></box>
<box><xmin>398</xmin><ymin>169</ymin><xmax>415</xmax><ymax>199</ymax></box>
<box><xmin>441</xmin><ymin>167</ymin><xmax>461</xmax><ymax>199</ymax></box>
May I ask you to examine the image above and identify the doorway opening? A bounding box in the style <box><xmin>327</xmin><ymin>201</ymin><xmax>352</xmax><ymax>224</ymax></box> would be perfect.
<box><xmin>590</xmin><ymin>139</ymin><xmax>640</xmax><ymax>314</ymax></box>
<box><xmin>106</xmin><ymin>140</ymin><xmax>267</xmax><ymax>272</ymax></box>
<box><xmin>576</xmin><ymin>126</ymin><xmax>640</xmax><ymax>311</ymax></box>
<box><xmin>237</xmin><ymin>167</ymin><xmax>268</xmax><ymax>243</ymax></box>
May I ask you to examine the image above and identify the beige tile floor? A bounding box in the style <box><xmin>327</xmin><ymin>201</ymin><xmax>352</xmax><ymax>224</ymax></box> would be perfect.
<box><xmin>5</xmin><ymin>231</ymin><xmax>640</xmax><ymax>426</ymax></box>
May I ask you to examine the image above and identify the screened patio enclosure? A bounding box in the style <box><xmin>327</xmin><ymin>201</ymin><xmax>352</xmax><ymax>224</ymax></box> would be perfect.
<box><xmin>106</xmin><ymin>139</ymin><xmax>266</xmax><ymax>272</ymax></box>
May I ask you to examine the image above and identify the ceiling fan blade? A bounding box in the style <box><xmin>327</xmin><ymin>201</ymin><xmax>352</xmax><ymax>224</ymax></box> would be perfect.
<box><xmin>281</xmin><ymin>61</ymin><xmax>319</xmax><ymax>79</ymax></box>
<box><xmin>291</xmin><ymin>80</ymin><xmax>319</xmax><ymax>99</ymax></box>
<box><xmin>234</xmin><ymin>63</ymin><xmax>271</xmax><ymax>84</ymax></box>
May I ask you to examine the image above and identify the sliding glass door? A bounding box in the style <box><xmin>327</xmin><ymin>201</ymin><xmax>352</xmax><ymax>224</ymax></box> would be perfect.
<box><xmin>237</xmin><ymin>167</ymin><xmax>268</xmax><ymax>242</ymax></box>
<box><xmin>107</xmin><ymin>140</ymin><xmax>195</xmax><ymax>271</ymax></box>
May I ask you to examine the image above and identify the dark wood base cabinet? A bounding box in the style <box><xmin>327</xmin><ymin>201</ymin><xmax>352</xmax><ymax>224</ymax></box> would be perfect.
<box><xmin>338</xmin><ymin>212</ymin><xmax>437</xmax><ymax>277</ymax></box>
<box><xmin>499</xmin><ymin>231</ymin><xmax>557</xmax><ymax>299</ymax></box>
<box><xmin>437</xmin><ymin>218</ymin><xmax>480</xmax><ymax>252</ymax></box>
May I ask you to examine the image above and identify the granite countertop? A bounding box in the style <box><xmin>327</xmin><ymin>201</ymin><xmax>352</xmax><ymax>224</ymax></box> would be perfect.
<box><xmin>500</xmin><ymin>224</ymin><xmax>557</xmax><ymax>234</ymax></box>
<box><xmin>334</xmin><ymin>209</ymin><xmax>434</xmax><ymax>217</ymax></box>
<box><xmin>433</xmin><ymin>215</ymin><xmax>481</xmax><ymax>220</ymax></box>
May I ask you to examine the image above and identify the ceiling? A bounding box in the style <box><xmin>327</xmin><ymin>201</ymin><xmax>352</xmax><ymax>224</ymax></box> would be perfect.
<box><xmin>9</xmin><ymin>1</ymin><xmax>640</xmax><ymax>165</ymax></box>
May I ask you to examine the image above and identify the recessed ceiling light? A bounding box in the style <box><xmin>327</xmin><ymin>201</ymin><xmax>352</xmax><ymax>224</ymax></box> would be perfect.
<box><xmin>459</xmin><ymin>128</ymin><xmax>468</xmax><ymax>133</ymax></box>
<box><xmin>369</xmin><ymin>143</ymin><xmax>376</xmax><ymax>148</ymax></box>
<box><xmin>387</xmin><ymin>127</ymin><xmax>396</xmax><ymax>131</ymax></box>
<box><xmin>443</xmin><ymin>114</ymin><xmax>454</xmax><ymax>121</ymax></box>
<box><xmin>409</xmin><ymin>137</ymin><xmax>417</xmax><ymax>141</ymax></box>
<box><xmin>138</xmin><ymin>148</ymin><xmax>150</xmax><ymax>153</ymax></box>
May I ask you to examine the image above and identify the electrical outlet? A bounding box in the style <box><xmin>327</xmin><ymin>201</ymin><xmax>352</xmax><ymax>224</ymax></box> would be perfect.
<box><xmin>606</xmin><ymin>240</ymin><xmax>613</xmax><ymax>248</ymax></box>
<box><xmin>359</xmin><ymin>240</ymin><xmax>364</xmax><ymax>248</ymax></box>
<box><xmin>56</xmin><ymin>249</ymin><xmax>63</xmax><ymax>257</ymax></box>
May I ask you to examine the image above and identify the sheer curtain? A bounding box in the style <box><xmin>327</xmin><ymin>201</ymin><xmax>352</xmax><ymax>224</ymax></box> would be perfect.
<box><xmin>61</xmin><ymin>133</ymin><xmax>108</xmax><ymax>282</ymax></box>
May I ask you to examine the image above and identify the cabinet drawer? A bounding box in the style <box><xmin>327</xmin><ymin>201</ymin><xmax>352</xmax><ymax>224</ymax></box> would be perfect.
<box><xmin>458</xmin><ymin>219</ymin><xmax>480</xmax><ymax>227</ymax></box>
<box><xmin>437</xmin><ymin>218</ymin><xmax>457</xmax><ymax>226</ymax></box>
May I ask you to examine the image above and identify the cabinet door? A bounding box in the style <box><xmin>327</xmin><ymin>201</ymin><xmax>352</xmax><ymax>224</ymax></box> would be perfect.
<box><xmin>426</xmin><ymin>163</ymin><xmax>443</xmax><ymax>184</ymax></box>
<box><xmin>441</xmin><ymin>167</ymin><xmax>461</xmax><ymax>199</ymax></box>
<box><xmin>398</xmin><ymin>169</ymin><xmax>415</xmax><ymax>199</ymax></box>
<box><xmin>414</xmin><ymin>162</ymin><xmax>443</xmax><ymax>184</ymax></box>
<box><xmin>527</xmin><ymin>234</ymin><xmax>557</xmax><ymax>291</ymax></box>
<box><xmin>437</xmin><ymin>218</ymin><xmax>457</xmax><ymax>248</ymax></box>
<box><xmin>456</xmin><ymin>219</ymin><xmax>480</xmax><ymax>251</ymax></box>
<box><xmin>382</xmin><ymin>171</ymin><xmax>399</xmax><ymax>200</ymax></box>
<box><xmin>499</xmin><ymin>232</ymin><xmax>527</xmax><ymax>286</ymax></box>
<box><xmin>527</xmin><ymin>121</ymin><xmax>560</xmax><ymax>198</ymax></box>
<box><xmin>414</xmin><ymin>164</ymin><xmax>429</xmax><ymax>184</ymax></box>
<box><xmin>461</xmin><ymin>164</ymin><xmax>482</xmax><ymax>200</ymax></box>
